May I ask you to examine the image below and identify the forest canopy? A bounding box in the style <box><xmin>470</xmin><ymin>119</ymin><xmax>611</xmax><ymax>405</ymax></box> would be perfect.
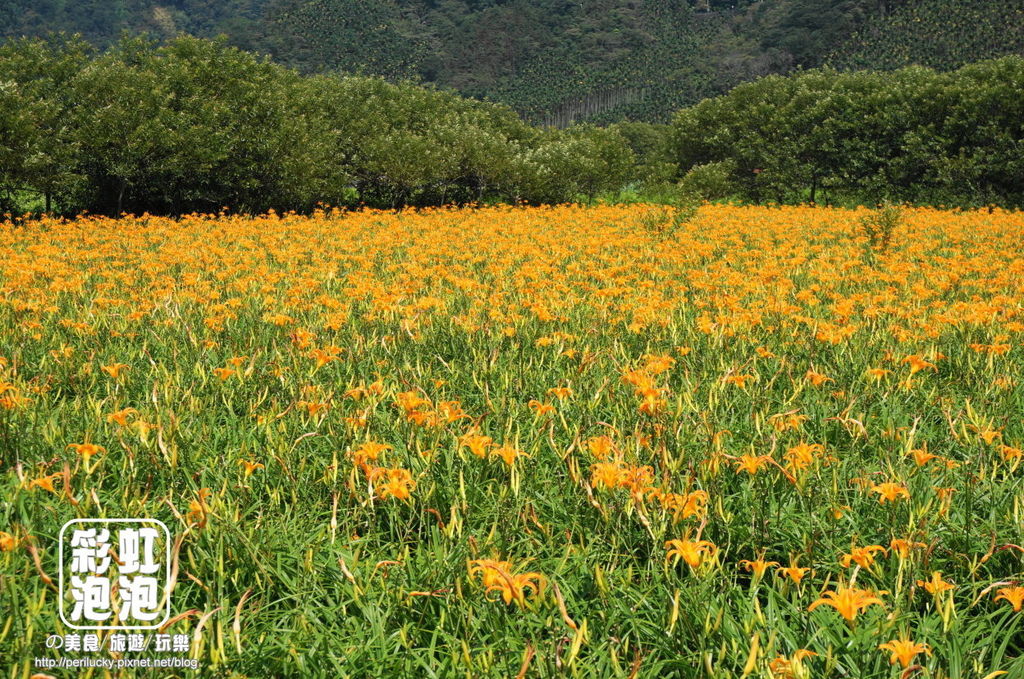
<box><xmin>1</xmin><ymin>0</ymin><xmax>1022</xmax><ymax>125</ymax></box>
<box><xmin>1</xmin><ymin>34</ymin><xmax>1022</xmax><ymax>216</ymax></box>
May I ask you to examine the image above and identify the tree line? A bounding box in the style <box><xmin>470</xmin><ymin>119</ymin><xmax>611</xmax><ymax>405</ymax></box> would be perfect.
<box><xmin>0</xmin><ymin>35</ymin><xmax>634</xmax><ymax>215</ymax></box>
<box><xmin>1</xmin><ymin>35</ymin><xmax>1022</xmax><ymax>216</ymax></box>
<box><xmin>669</xmin><ymin>57</ymin><xmax>1024</xmax><ymax>207</ymax></box>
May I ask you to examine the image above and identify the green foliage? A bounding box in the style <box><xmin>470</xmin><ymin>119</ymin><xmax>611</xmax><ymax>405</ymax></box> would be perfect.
<box><xmin>676</xmin><ymin>160</ymin><xmax>737</xmax><ymax>202</ymax></box>
<box><xmin>669</xmin><ymin>57</ymin><xmax>1024</xmax><ymax>208</ymax></box>
<box><xmin>857</xmin><ymin>201</ymin><xmax>903</xmax><ymax>256</ymax></box>
<box><xmin>831</xmin><ymin>0</ymin><xmax>1024</xmax><ymax>73</ymax></box>
<box><xmin>2</xmin><ymin>1</ymin><xmax>1021</xmax><ymax>126</ymax></box>
<box><xmin>0</xmin><ymin>35</ymin><xmax>637</xmax><ymax>214</ymax></box>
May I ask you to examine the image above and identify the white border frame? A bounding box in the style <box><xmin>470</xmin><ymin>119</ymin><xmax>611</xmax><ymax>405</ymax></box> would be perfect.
<box><xmin>58</xmin><ymin>518</ymin><xmax>172</xmax><ymax>630</ymax></box>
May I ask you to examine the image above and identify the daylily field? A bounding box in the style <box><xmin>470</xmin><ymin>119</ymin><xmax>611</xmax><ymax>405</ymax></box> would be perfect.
<box><xmin>2</xmin><ymin>204</ymin><xmax>1024</xmax><ymax>677</ymax></box>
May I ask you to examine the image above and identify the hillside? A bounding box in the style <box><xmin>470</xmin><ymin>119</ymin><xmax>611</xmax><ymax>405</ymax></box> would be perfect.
<box><xmin>829</xmin><ymin>0</ymin><xmax>1024</xmax><ymax>71</ymax></box>
<box><xmin>1</xmin><ymin>0</ymin><xmax>1022</xmax><ymax>123</ymax></box>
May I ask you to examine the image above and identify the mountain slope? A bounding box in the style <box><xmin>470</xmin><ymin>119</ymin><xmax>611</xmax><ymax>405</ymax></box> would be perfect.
<box><xmin>2</xmin><ymin>0</ymin><xmax>1021</xmax><ymax>123</ymax></box>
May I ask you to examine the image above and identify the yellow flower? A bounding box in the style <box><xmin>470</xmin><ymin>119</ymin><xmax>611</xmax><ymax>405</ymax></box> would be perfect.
<box><xmin>212</xmin><ymin>366</ymin><xmax>235</xmax><ymax>380</ymax></box>
<box><xmin>777</xmin><ymin>556</ymin><xmax>810</xmax><ymax>585</ymax></box>
<box><xmin>871</xmin><ymin>482</ymin><xmax>910</xmax><ymax>504</ymax></box>
<box><xmin>840</xmin><ymin>544</ymin><xmax>887</xmax><ymax>569</ymax></box>
<box><xmin>106</xmin><ymin>407</ymin><xmax>137</xmax><ymax>426</ymax></box>
<box><xmin>994</xmin><ymin>586</ymin><xmax>1024</xmax><ymax>612</ymax></box>
<box><xmin>878</xmin><ymin>638</ymin><xmax>931</xmax><ymax>669</ymax></box>
<box><xmin>916</xmin><ymin>571</ymin><xmax>955</xmax><ymax>596</ymax></box>
<box><xmin>238</xmin><ymin>459</ymin><xmax>265</xmax><ymax>476</ymax></box>
<box><xmin>28</xmin><ymin>473</ymin><xmax>62</xmax><ymax>493</ymax></box>
<box><xmin>68</xmin><ymin>442</ymin><xmax>105</xmax><ymax>464</ymax></box>
<box><xmin>491</xmin><ymin>444</ymin><xmax>525</xmax><ymax>467</ymax></box>
<box><xmin>0</xmin><ymin>531</ymin><xmax>17</xmax><ymax>551</ymax></box>
<box><xmin>376</xmin><ymin>468</ymin><xmax>415</xmax><ymax>501</ymax></box>
<box><xmin>808</xmin><ymin>583</ymin><xmax>885</xmax><ymax>622</ymax></box>
<box><xmin>889</xmin><ymin>538</ymin><xmax>926</xmax><ymax>559</ymax></box>
<box><xmin>468</xmin><ymin>559</ymin><xmax>545</xmax><ymax>608</ymax></box>
<box><xmin>101</xmin><ymin>363</ymin><xmax>129</xmax><ymax>379</ymax></box>
<box><xmin>665</xmin><ymin>536</ymin><xmax>717</xmax><ymax>570</ymax></box>
<box><xmin>459</xmin><ymin>433</ymin><xmax>493</xmax><ymax>459</ymax></box>
<box><xmin>739</xmin><ymin>554</ymin><xmax>779</xmax><ymax>579</ymax></box>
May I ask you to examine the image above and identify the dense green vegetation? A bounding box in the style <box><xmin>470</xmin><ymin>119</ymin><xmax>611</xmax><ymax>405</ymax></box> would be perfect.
<box><xmin>669</xmin><ymin>58</ymin><xmax>1024</xmax><ymax>207</ymax></box>
<box><xmin>0</xmin><ymin>36</ymin><xmax>635</xmax><ymax>214</ymax></box>
<box><xmin>1</xmin><ymin>32</ymin><xmax>1022</xmax><ymax>216</ymax></box>
<box><xmin>2</xmin><ymin>1</ymin><xmax>1022</xmax><ymax>124</ymax></box>
<box><xmin>830</xmin><ymin>0</ymin><xmax>1024</xmax><ymax>72</ymax></box>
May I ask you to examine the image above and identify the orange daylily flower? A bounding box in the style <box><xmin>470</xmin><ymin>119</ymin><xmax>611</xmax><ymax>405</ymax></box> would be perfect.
<box><xmin>106</xmin><ymin>407</ymin><xmax>138</xmax><ymax>426</ymax></box>
<box><xmin>665</xmin><ymin>536</ymin><xmax>718</xmax><ymax>570</ymax></box>
<box><xmin>889</xmin><ymin>538</ymin><xmax>926</xmax><ymax>559</ymax></box>
<box><xmin>527</xmin><ymin>399</ymin><xmax>555</xmax><ymax>415</ymax></box>
<box><xmin>186</xmin><ymin>488</ymin><xmax>212</xmax><ymax>527</ymax></box>
<box><xmin>909</xmin><ymin>447</ymin><xmax>939</xmax><ymax>466</ymax></box>
<box><xmin>28</xmin><ymin>473</ymin><xmax>62</xmax><ymax>493</ymax></box>
<box><xmin>68</xmin><ymin>443</ymin><xmax>105</xmax><ymax>464</ymax></box>
<box><xmin>995</xmin><ymin>586</ymin><xmax>1024</xmax><ymax>612</ymax></box>
<box><xmin>879</xmin><ymin>638</ymin><xmax>931</xmax><ymax>669</ymax></box>
<box><xmin>732</xmin><ymin>454</ymin><xmax>772</xmax><ymax>475</ymax></box>
<box><xmin>739</xmin><ymin>554</ymin><xmax>779</xmax><ymax>578</ymax></box>
<box><xmin>768</xmin><ymin>649</ymin><xmax>816</xmax><ymax>678</ymax></box>
<box><xmin>784</xmin><ymin>442</ymin><xmax>823</xmax><ymax>471</ymax></box>
<box><xmin>997</xmin><ymin>444</ymin><xmax>1023</xmax><ymax>462</ymax></box>
<box><xmin>101</xmin><ymin>363</ymin><xmax>129</xmax><ymax>379</ymax></box>
<box><xmin>840</xmin><ymin>544</ymin><xmax>887</xmax><ymax>569</ymax></box>
<box><xmin>468</xmin><ymin>559</ymin><xmax>545</xmax><ymax>608</ymax></box>
<box><xmin>376</xmin><ymin>468</ymin><xmax>416</xmax><ymax>501</ymax></box>
<box><xmin>804</xmin><ymin>369</ymin><xmax>831</xmax><ymax>386</ymax></box>
<box><xmin>901</xmin><ymin>355</ymin><xmax>936</xmax><ymax>374</ymax></box>
<box><xmin>212</xmin><ymin>366</ymin><xmax>236</xmax><ymax>380</ymax></box>
<box><xmin>866</xmin><ymin>367</ymin><xmax>890</xmax><ymax>381</ymax></box>
<box><xmin>350</xmin><ymin>441</ymin><xmax>392</xmax><ymax>467</ymax></box>
<box><xmin>546</xmin><ymin>386</ymin><xmax>573</xmax><ymax>400</ymax></box>
<box><xmin>238</xmin><ymin>459</ymin><xmax>265</xmax><ymax>476</ymax></box>
<box><xmin>871</xmin><ymin>481</ymin><xmax>910</xmax><ymax>504</ymax></box>
<box><xmin>777</xmin><ymin>556</ymin><xmax>810</xmax><ymax>585</ymax></box>
<box><xmin>491</xmin><ymin>444</ymin><xmax>525</xmax><ymax>467</ymax></box>
<box><xmin>808</xmin><ymin>583</ymin><xmax>885</xmax><ymax>621</ymax></box>
<box><xmin>584</xmin><ymin>435</ymin><xmax>616</xmax><ymax>460</ymax></box>
<box><xmin>459</xmin><ymin>433</ymin><xmax>493</xmax><ymax>459</ymax></box>
<box><xmin>917</xmin><ymin>571</ymin><xmax>955</xmax><ymax>595</ymax></box>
